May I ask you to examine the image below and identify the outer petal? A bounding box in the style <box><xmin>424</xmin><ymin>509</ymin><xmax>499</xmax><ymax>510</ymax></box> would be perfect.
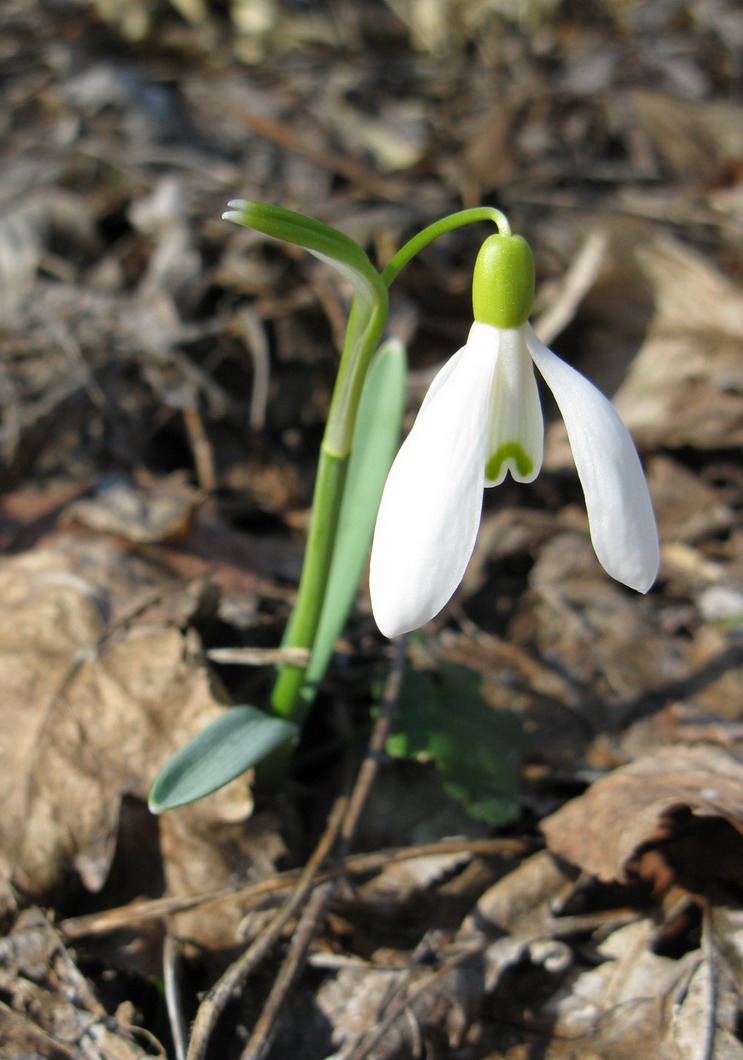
<box><xmin>417</xmin><ymin>345</ymin><xmax>467</xmax><ymax>413</ymax></box>
<box><xmin>370</xmin><ymin>323</ymin><xmax>499</xmax><ymax>637</ymax></box>
<box><xmin>525</xmin><ymin>324</ymin><xmax>659</xmax><ymax>592</ymax></box>
<box><xmin>485</xmin><ymin>326</ymin><xmax>544</xmax><ymax>485</ymax></box>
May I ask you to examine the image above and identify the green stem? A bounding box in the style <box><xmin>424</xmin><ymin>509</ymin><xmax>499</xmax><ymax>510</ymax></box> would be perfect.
<box><xmin>381</xmin><ymin>207</ymin><xmax>510</xmax><ymax>288</ymax></box>
<box><xmin>269</xmin><ymin>295</ymin><xmax>388</xmax><ymax>721</ymax></box>
<box><xmin>324</xmin><ymin>298</ymin><xmax>388</xmax><ymax>457</ymax></box>
<box><xmin>270</xmin><ymin>447</ymin><xmax>347</xmax><ymax>720</ymax></box>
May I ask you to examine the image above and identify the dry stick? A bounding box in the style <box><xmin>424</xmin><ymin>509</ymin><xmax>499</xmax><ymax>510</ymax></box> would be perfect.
<box><xmin>186</xmin><ymin>795</ymin><xmax>349</xmax><ymax>1060</ymax></box>
<box><xmin>233</xmin><ymin>307</ymin><xmax>271</xmax><ymax>433</ymax></box>
<box><xmin>238</xmin><ymin>636</ymin><xmax>409</xmax><ymax>1060</ymax></box>
<box><xmin>163</xmin><ymin>933</ymin><xmax>188</xmax><ymax>1060</ymax></box>
<box><xmin>59</xmin><ymin>837</ymin><xmax>529</xmax><ymax>940</ymax></box>
<box><xmin>531</xmin><ymin>229</ymin><xmax>608</xmax><ymax>347</ymax></box>
<box><xmin>207</xmin><ymin>647</ymin><xmax>311</xmax><ymax>667</ymax></box>
<box><xmin>182</xmin><ymin>403</ymin><xmax>216</xmax><ymax>493</ymax></box>
<box><xmin>240</xmin><ymin>879</ymin><xmax>335</xmax><ymax>1060</ymax></box>
<box><xmin>700</xmin><ymin>903</ymin><xmax>719</xmax><ymax>1060</ymax></box>
<box><xmin>339</xmin><ymin>636</ymin><xmax>409</xmax><ymax>847</ymax></box>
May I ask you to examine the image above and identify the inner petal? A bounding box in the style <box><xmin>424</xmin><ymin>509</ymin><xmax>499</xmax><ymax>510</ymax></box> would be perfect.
<box><xmin>485</xmin><ymin>327</ymin><xmax>544</xmax><ymax>486</ymax></box>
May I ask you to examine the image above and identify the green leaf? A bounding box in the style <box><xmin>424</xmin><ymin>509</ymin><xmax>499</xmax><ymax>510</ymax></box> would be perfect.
<box><xmin>148</xmin><ymin>706</ymin><xmax>298</xmax><ymax>813</ymax></box>
<box><xmin>297</xmin><ymin>338</ymin><xmax>407</xmax><ymax>708</ymax></box>
<box><xmin>222</xmin><ymin>200</ymin><xmax>386</xmax><ymax>309</ymax></box>
<box><xmin>386</xmin><ymin>658</ymin><xmax>526</xmax><ymax>825</ymax></box>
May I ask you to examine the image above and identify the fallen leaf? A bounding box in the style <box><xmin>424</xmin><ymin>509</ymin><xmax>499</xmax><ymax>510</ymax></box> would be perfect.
<box><xmin>542</xmin><ymin>745</ymin><xmax>743</xmax><ymax>887</ymax></box>
<box><xmin>462</xmin><ymin>849</ymin><xmax>576</xmax><ymax>937</ymax></box>
<box><xmin>542</xmin><ymin>906</ymin><xmax>743</xmax><ymax>1058</ymax></box>
<box><xmin>65</xmin><ymin>472</ymin><xmax>201</xmax><ymax>543</ymax></box>
<box><xmin>648</xmin><ymin>454</ymin><xmax>735</xmax><ymax>545</ymax></box>
<box><xmin>0</xmin><ymin>907</ymin><xmax>158</xmax><ymax>1059</ymax></box>
<box><xmin>0</xmin><ymin>533</ymin><xmax>253</xmax><ymax>920</ymax></box>
<box><xmin>514</xmin><ymin>531</ymin><xmax>680</xmax><ymax>706</ymax></box>
<box><xmin>547</xmin><ymin>919</ymin><xmax>704</xmax><ymax>1060</ymax></box>
<box><xmin>614</xmin><ymin>237</ymin><xmax>743</xmax><ymax>451</ymax></box>
<box><xmin>630</xmin><ymin>91</ymin><xmax>743</xmax><ymax>184</ymax></box>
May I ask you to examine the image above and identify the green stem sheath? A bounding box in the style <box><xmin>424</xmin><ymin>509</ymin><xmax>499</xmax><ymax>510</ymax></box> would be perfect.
<box><xmin>269</xmin><ymin>296</ymin><xmax>387</xmax><ymax>720</ymax></box>
<box><xmin>270</xmin><ymin>448</ymin><xmax>348</xmax><ymax>720</ymax></box>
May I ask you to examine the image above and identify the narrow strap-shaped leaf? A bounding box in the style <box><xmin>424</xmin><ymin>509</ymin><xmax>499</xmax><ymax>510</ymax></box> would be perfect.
<box><xmin>148</xmin><ymin>706</ymin><xmax>298</xmax><ymax>813</ymax></box>
<box><xmin>223</xmin><ymin>200</ymin><xmax>386</xmax><ymax>308</ymax></box>
<box><xmin>297</xmin><ymin>338</ymin><xmax>407</xmax><ymax>709</ymax></box>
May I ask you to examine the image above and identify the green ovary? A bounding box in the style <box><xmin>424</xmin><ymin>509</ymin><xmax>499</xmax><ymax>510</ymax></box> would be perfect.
<box><xmin>485</xmin><ymin>442</ymin><xmax>533</xmax><ymax>481</ymax></box>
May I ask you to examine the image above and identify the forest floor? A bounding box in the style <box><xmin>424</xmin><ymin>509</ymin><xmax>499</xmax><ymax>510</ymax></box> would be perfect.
<box><xmin>1</xmin><ymin>0</ymin><xmax>743</xmax><ymax>1057</ymax></box>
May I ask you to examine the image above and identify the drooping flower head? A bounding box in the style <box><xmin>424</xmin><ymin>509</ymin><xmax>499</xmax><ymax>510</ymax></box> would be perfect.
<box><xmin>370</xmin><ymin>230</ymin><xmax>659</xmax><ymax>638</ymax></box>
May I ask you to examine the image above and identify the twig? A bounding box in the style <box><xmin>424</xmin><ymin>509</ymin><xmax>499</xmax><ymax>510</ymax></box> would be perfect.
<box><xmin>532</xmin><ymin>229</ymin><xmax>608</xmax><ymax>346</ymax></box>
<box><xmin>238</xmin><ymin>106</ymin><xmax>407</xmax><ymax>204</ymax></box>
<box><xmin>233</xmin><ymin>308</ymin><xmax>271</xmax><ymax>433</ymax></box>
<box><xmin>163</xmin><ymin>933</ymin><xmax>188</xmax><ymax>1060</ymax></box>
<box><xmin>239</xmin><ymin>881</ymin><xmax>334</xmax><ymax>1060</ymax></box>
<box><xmin>185</xmin><ymin>795</ymin><xmax>349</xmax><ymax>1060</ymax></box>
<box><xmin>182</xmin><ymin>403</ymin><xmax>216</xmax><ymax>493</ymax></box>
<box><xmin>207</xmin><ymin>646</ymin><xmax>311</xmax><ymax>667</ymax></box>
<box><xmin>59</xmin><ymin>837</ymin><xmax>529</xmax><ymax>940</ymax></box>
<box><xmin>700</xmin><ymin>903</ymin><xmax>719</xmax><ymax>1060</ymax></box>
<box><xmin>340</xmin><ymin>636</ymin><xmax>409</xmax><ymax>849</ymax></box>
<box><xmin>237</xmin><ymin>636</ymin><xmax>410</xmax><ymax>1059</ymax></box>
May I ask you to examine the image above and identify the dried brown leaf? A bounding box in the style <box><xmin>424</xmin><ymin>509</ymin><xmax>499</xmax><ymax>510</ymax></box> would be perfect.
<box><xmin>630</xmin><ymin>91</ymin><xmax>743</xmax><ymax>184</ymax></box>
<box><xmin>700</xmin><ymin>906</ymin><xmax>743</xmax><ymax>1060</ymax></box>
<box><xmin>547</xmin><ymin>919</ymin><xmax>703</xmax><ymax>1060</ymax></box>
<box><xmin>314</xmin><ymin>853</ymin><xmax>574</xmax><ymax>1059</ymax></box>
<box><xmin>0</xmin><ymin>908</ymin><xmax>159</xmax><ymax>1059</ymax></box>
<box><xmin>614</xmin><ymin>238</ymin><xmax>743</xmax><ymax>451</ymax></box>
<box><xmin>0</xmin><ymin>534</ymin><xmax>252</xmax><ymax>918</ymax></box>
<box><xmin>543</xmin><ymin>908</ymin><xmax>743</xmax><ymax>1059</ymax></box>
<box><xmin>65</xmin><ymin>473</ymin><xmax>201</xmax><ymax>543</ymax></box>
<box><xmin>542</xmin><ymin>745</ymin><xmax>743</xmax><ymax>887</ymax></box>
<box><xmin>462</xmin><ymin>849</ymin><xmax>575</xmax><ymax>937</ymax></box>
<box><xmin>515</xmin><ymin>532</ymin><xmax>678</xmax><ymax>706</ymax></box>
<box><xmin>648</xmin><ymin>454</ymin><xmax>735</xmax><ymax>545</ymax></box>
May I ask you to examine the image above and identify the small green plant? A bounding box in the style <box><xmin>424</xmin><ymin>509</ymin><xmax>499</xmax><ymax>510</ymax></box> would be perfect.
<box><xmin>149</xmin><ymin>203</ymin><xmax>658</xmax><ymax>813</ymax></box>
<box><xmin>389</xmin><ymin>650</ymin><xmax>526</xmax><ymax>825</ymax></box>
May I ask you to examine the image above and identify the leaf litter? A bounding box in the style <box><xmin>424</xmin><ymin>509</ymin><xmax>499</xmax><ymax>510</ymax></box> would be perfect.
<box><xmin>1</xmin><ymin>0</ymin><xmax>743</xmax><ymax>1056</ymax></box>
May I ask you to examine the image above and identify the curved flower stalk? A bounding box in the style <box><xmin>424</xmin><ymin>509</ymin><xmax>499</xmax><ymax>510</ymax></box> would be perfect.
<box><xmin>370</xmin><ymin>233</ymin><xmax>659</xmax><ymax>638</ymax></box>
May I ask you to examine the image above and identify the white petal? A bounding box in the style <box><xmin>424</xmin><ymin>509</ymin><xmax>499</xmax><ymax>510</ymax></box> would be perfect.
<box><xmin>370</xmin><ymin>324</ymin><xmax>498</xmax><ymax>636</ymax></box>
<box><xmin>485</xmin><ymin>327</ymin><xmax>544</xmax><ymax>486</ymax></box>
<box><xmin>417</xmin><ymin>345</ymin><xmax>467</xmax><ymax>413</ymax></box>
<box><xmin>525</xmin><ymin>324</ymin><xmax>659</xmax><ymax>592</ymax></box>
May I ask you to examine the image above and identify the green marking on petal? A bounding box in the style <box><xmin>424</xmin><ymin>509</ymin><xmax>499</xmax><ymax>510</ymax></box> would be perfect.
<box><xmin>486</xmin><ymin>442</ymin><xmax>534</xmax><ymax>481</ymax></box>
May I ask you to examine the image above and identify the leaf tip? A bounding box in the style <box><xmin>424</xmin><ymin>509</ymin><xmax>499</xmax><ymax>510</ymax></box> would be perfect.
<box><xmin>223</xmin><ymin>200</ymin><xmax>249</xmax><ymax>224</ymax></box>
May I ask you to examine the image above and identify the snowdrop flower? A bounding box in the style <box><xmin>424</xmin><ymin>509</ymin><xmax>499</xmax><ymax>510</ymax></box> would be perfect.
<box><xmin>370</xmin><ymin>233</ymin><xmax>659</xmax><ymax>638</ymax></box>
